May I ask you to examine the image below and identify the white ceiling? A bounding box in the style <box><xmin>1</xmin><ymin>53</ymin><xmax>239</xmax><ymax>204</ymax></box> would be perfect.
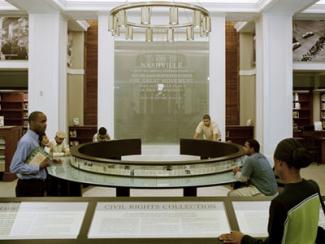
<box><xmin>64</xmin><ymin>0</ymin><xmax>260</xmax><ymax>2</ymax></box>
<box><xmin>0</xmin><ymin>0</ymin><xmax>324</xmax><ymax>25</ymax></box>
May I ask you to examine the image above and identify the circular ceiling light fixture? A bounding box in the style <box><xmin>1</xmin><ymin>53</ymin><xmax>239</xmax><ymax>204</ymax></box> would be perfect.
<box><xmin>108</xmin><ymin>1</ymin><xmax>211</xmax><ymax>42</ymax></box>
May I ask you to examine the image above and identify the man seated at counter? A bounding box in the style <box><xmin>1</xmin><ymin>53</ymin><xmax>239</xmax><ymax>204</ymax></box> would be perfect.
<box><xmin>93</xmin><ymin>127</ymin><xmax>111</xmax><ymax>142</ymax></box>
<box><xmin>228</xmin><ymin>139</ymin><xmax>277</xmax><ymax>197</ymax></box>
<box><xmin>193</xmin><ymin>114</ymin><xmax>221</xmax><ymax>141</ymax></box>
<box><xmin>49</xmin><ymin>131</ymin><xmax>70</xmax><ymax>156</ymax></box>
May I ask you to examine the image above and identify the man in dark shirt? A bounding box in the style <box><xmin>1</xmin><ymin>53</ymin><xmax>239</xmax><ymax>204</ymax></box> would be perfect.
<box><xmin>228</xmin><ymin>139</ymin><xmax>277</xmax><ymax>197</ymax></box>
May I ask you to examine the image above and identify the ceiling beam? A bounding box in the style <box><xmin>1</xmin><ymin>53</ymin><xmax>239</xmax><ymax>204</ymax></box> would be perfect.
<box><xmin>260</xmin><ymin>0</ymin><xmax>319</xmax><ymax>15</ymax></box>
<box><xmin>7</xmin><ymin>0</ymin><xmax>62</xmax><ymax>13</ymax></box>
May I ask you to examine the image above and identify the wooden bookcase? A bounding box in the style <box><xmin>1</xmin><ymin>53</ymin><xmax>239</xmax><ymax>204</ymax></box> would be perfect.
<box><xmin>0</xmin><ymin>90</ymin><xmax>28</xmax><ymax>133</ymax></box>
<box><xmin>69</xmin><ymin>126</ymin><xmax>97</xmax><ymax>146</ymax></box>
<box><xmin>292</xmin><ymin>90</ymin><xmax>312</xmax><ymax>131</ymax></box>
<box><xmin>321</xmin><ymin>93</ymin><xmax>325</xmax><ymax>129</ymax></box>
<box><xmin>0</xmin><ymin>126</ymin><xmax>22</xmax><ymax>181</ymax></box>
<box><xmin>225</xmin><ymin>126</ymin><xmax>254</xmax><ymax>145</ymax></box>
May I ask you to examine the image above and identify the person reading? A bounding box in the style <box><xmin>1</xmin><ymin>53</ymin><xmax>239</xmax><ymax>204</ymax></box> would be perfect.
<box><xmin>93</xmin><ymin>127</ymin><xmax>111</xmax><ymax>142</ymax></box>
<box><xmin>193</xmin><ymin>114</ymin><xmax>221</xmax><ymax>141</ymax></box>
<box><xmin>49</xmin><ymin>131</ymin><xmax>70</xmax><ymax>156</ymax></box>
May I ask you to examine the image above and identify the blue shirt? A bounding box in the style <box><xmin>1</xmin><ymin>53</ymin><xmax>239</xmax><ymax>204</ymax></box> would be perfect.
<box><xmin>10</xmin><ymin>130</ymin><xmax>47</xmax><ymax>180</ymax></box>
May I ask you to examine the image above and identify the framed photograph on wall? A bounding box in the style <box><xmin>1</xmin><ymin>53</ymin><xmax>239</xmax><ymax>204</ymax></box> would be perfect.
<box><xmin>0</xmin><ymin>17</ymin><xmax>28</xmax><ymax>60</ymax></box>
<box><xmin>293</xmin><ymin>20</ymin><xmax>325</xmax><ymax>62</ymax></box>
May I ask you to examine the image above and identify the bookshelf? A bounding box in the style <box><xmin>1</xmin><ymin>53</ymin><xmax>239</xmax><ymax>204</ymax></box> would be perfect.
<box><xmin>225</xmin><ymin>126</ymin><xmax>254</xmax><ymax>145</ymax></box>
<box><xmin>0</xmin><ymin>126</ymin><xmax>22</xmax><ymax>181</ymax></box>
<box><xmin>0</xmin><ymin>90</ymin><xmax>28</xmax><ymax>133</ymax></box>
<box><xmin>292</xmin><ymin>90</ymin><xmax>312</xmax><ymax>131</ymax></box>
<box><xmin>69</xmin><ymin>126</ymin><xmax>97</xmax><ymax>146</ymax></box>
<box><xmin>321</xmin><ymin>93</ymin><xmax>325</xmax><ymax>129</ymax></box>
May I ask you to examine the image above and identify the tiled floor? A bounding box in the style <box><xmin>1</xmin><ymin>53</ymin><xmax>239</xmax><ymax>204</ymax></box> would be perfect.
<box><xmin>1</xmin><ymin>163</ymin><xmax>324</xmax><ymax>197</ymax></box>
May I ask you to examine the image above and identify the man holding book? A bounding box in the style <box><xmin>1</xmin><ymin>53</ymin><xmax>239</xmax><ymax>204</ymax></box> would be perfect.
<box><xmin>10</xmin><ymin>111</ymin><xmax>55</xmax><ymax>197</ymax></box>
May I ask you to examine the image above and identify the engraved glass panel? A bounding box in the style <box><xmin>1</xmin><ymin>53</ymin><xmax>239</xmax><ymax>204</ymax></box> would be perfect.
<box><xmin>115</xmin><ymin>42</ymin><xmax>209</xmax><ymax>143</ymax></box>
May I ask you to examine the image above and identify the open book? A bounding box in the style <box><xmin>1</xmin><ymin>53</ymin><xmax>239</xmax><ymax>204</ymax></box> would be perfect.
<box><xmin>26</xmin><ymin>147</ymin><xmax>51</xmax><ymax>166</ymax></box>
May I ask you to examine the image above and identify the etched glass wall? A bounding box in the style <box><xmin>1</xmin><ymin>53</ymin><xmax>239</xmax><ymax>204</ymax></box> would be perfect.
<box><xmin>115</xmin><ymin>42</ymin><xmax>208</xmax><ymax>144</ymax></box>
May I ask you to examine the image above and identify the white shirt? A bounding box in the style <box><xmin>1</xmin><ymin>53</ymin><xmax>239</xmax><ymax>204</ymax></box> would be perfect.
<box><xmin>93</xmin><ymin>133</ymin><xmax>110</xmax><ymax>142</ymax></box>
<box><xmin>49</xmin><ymin>141</ymin><xmax>69</xmax><ymax>155</ymax></box>
<box><xmin>195</xmin><ymin>121</ymin><xmax>221</xmax><ymax>140</ymax></box>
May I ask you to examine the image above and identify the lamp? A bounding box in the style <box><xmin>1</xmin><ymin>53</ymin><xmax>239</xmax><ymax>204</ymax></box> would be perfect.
<box><xmin>108</xmin><ymin>1</ymin><xmax>211</xmax><ymax>42</ymax></box>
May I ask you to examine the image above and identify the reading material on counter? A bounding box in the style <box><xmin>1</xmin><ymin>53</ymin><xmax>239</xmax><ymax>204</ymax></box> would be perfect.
<box><xmin>0</xmin><ymin>203</ymin><xmax>20</xmax><ymax>239</ymax></box>
<box><xmin>88</xmin><ymin>201</ymin><xmax>230</xmax><ymax>238</ymax></box>
<box><xmin>0</xmin><ymin>202</ymin><xmax>88</xmax><ymax>240</ymax></box>
<box><xmin>234</xmin><ymin>201</ymin><xmax>325</xmax><ymax>237</ymax></box>
<box><xmin>233</xmin><ymin>201</ymin><xmax>270</xmax><ymax>237</ymax></box>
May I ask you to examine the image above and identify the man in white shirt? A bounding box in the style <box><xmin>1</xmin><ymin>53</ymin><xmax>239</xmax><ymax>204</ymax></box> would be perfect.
<box><xmin>193</xmin><ymin>114</ymin><xmax>221</xmax><ymax>141</ymax></box>
<box><xmin>93</xmin><ymin>127</ymin><xmax>111</xmax><ymax>142</ymax></box>
<box><xmin>49</xmin><ymin>131</ymin><xmax>70</xmax><ymax>156</ymax></box>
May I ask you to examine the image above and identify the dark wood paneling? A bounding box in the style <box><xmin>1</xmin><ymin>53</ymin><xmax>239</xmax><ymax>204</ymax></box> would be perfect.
<box><xmin>226</xmin><ymin>22</ymin><xmax>240</xmax><ymax>125</ymax></box>
<box><xmin>84</xmin><ymin>20</ymin><xmax>98</xmax><ymax>125</ymax></box>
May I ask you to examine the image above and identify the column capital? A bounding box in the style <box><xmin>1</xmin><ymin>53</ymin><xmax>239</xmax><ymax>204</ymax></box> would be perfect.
<box><xmin>260</xmin><ymin>0</ymin><xmax>318</xmax><ymax>16</ymax></box>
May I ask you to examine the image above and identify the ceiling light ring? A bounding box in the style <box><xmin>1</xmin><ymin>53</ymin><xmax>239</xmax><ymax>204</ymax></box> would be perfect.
<box><xmin>108</xmin><ymin>1</ymin><xmax>210</xmax><ymax>42</ymax></box>
<box><xmin>110</xmin><ymin>1</ymin><xmax>209</xmax><ymax>17</ymax></box>
<box><xmin>126</xmin><ymin>22</ymin><xmax>195</xmax><ymax>29</ymax></box>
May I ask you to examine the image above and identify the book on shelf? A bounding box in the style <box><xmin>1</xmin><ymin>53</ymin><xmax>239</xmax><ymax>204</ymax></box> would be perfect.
<box><xmin>69</xmin><ymin>141</ymin><xmax>79</xmax><ymax>147</ymax></box>
<box><xmin>26</xmin><ymin>147</ymin><xmax>51</xmax><ymax>166</ymax></box>
<box><xmin>0</xmin><ymin>116</ymin><xmax>3</xmax><ymax>126</ymax></box>
<box><xmin>294</xmin><ymin>102</ymin><xmax>300</xmax><ymax>110</ymax></box>
<box><xmin>321</xmin><ymin>93</ymin><xmax>325</xmax><ymax>101</ymax></box>
<box><xmin>294</xmin><ymin>92</ymin><xmax>299</xmax><ymax>101</ymax></box>
<box><xmin>293</xmin><ymin>111</ymin><xmax>299</xmax><ymax>118</ymax></box>
<box><xmin>69</xmin><ymin>130</ymin><xmax>77</xmax><ymax>138</ymax></box>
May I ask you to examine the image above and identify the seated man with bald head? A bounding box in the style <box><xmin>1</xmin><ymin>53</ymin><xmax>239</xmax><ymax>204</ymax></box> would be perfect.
<box><xmin>49</xmin><ymin>131</ymin><xmax>70</xmax><ymax>156</ymax></box>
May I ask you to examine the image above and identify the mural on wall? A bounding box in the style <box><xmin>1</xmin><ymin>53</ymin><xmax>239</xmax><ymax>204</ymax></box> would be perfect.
<box><xmin>293</xmin><ymin>20</ymin><xmax>325</xmax><ymax>62</ymax></box>
<box><xmin>0</xmin><ymin>17</ymin><xmax>28</xmax><ymax>60</ymax></box>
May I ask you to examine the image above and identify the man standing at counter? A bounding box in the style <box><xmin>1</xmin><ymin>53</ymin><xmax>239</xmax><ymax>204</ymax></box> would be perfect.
<box><xmin>193</xmin><ymin>114</ymin><xmax>221</xmax><ymax>141</ymax></box>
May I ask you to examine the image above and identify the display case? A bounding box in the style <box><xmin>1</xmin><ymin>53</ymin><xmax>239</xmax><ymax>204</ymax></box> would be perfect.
<box><xmin>0</xmin><ymin>90</ymin><xmax>28</xmax><ymax>133</ymax></box>
<box><xmin>68</xmin><ymin>125</ymin><xmax>97</xmax><ymax>146</ymax></box>
<box><xmin>3</xmin><ymin>196</ymin><xmax>318</xmax><ymax>243</ymax></box>
<box><xmin>0</xmin><ymin>126</ymin><xmax>22</xmax><ymax>181</ymax></box>
<box><xmin>292</xmin><ymin>90</ymin><xmax>312</xmax><ymax>131</ymax></box>
<box><xmin>70</xmin><ymin>139</ymin><xmax>245</xmax><ymax>178</ymax></box>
